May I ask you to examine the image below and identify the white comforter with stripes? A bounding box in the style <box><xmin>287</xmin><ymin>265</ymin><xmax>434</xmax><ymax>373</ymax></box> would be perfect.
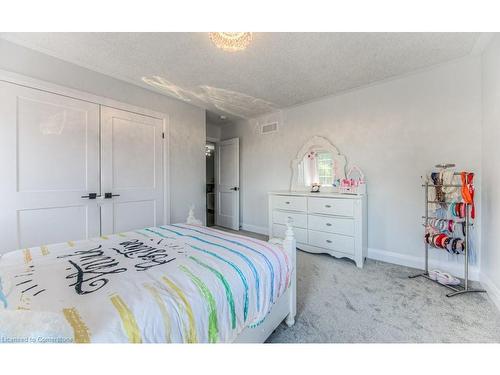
<box><xmin>0</xmin><ymin>224</ymin><xmax>290</xmax><ymax>343</ymax></box>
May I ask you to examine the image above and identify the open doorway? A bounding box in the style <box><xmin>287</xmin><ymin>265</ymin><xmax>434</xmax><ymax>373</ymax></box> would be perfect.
<box><xmin>206</xmin><ymin>141</ymin><xmax>216</xmax><ymax>226</ymax></box>
<box><xmin>206</xmin><ymin>115</ymin><xmax>240</xmax><ymax>230</ymax></box>
<box><xmin>214</xmin><ymin>138</ymin><xmax>240</xmax><ymax>230</ymax></box>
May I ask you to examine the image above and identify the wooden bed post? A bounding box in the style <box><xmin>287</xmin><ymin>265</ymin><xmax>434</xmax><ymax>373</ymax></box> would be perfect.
<box><xmin>284</xmin><ymin>220</ymin><xmax>297</xmax><ymax>327</ymax></box>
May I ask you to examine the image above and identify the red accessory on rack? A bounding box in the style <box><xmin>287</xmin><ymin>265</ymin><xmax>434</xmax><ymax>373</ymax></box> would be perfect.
<box><xmin>439</xmin><ymin>235</ymin><xmax>449</xmax><ymax>248</ymax></box>
<box><xmin>435</xmin><ymin>233</ymin><xmax>447</xmax><ymax>248</ymax></box>
<box><xmin>461</xmin><ymin>172</ymin><xmax>475</xmax><ymax>219</ymax></box>
<box><xmin>460</xmin><ymin>202</ymin><xmax>466</xmax><ymax>218</ymax></box>
<box><xmin>448</xmin><ymin>220</ymin><xmax>454</xmax><ymax>233</ymax></box>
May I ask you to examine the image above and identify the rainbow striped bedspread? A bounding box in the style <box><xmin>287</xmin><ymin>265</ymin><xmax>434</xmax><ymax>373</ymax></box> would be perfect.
<box><xmin>0</xmin><ymin>224</ymin><xmax>291</xmax><ymax>343</ymax></box>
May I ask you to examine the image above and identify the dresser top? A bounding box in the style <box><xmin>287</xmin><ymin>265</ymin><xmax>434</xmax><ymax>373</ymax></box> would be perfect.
<box><xmin>268</xmin><ymin>190</ymin><xmax>365</xmax><ymax>199</ymax></box>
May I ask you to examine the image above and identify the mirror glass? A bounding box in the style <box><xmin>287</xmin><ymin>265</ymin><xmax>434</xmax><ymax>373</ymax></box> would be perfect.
<box><xmin>299</xmin><ymin>149</ymin><xmax>337</xmax><ymax>187</ymax></box>
<box><xmin>290</xmin><ymin>136</ymin><xmax>347</xmax><ymax>191</ymax></box>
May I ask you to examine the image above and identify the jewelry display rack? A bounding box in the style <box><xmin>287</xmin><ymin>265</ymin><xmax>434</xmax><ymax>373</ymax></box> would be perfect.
<box><xmin>409</xmin><ymin>164</ymin><xmax>486</xmax><ymax>297</ymax></box>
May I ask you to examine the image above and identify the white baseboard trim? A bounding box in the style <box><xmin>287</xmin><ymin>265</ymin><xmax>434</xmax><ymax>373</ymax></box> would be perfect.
<box><xmin>239</xmin><ymin>225</ymin><xmax>498</xmax><ymax>310</ymax></box>
<box><xmin>240</xmin><ymin>223</ymin><xmax>268</xmax><ymax>236</ymax></box>
<box><xmin>480</xmin><ymin>273</ymin><xmax>500</xmax><ymax>311</ymax></box>
<box><xmin>368</xmin><ymin>247</ymin><xmax>480</xmax><ymax>281</ymax></box>
<box><xmin>238</xmin><ymin>225</ymin><xmax>485</xmax><ymax>283</ymax></box>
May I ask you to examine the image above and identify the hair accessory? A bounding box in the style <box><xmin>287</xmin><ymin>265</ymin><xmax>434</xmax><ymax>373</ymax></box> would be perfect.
<box><xmin>446</xmin><ymin>238</ymin><xmax>454</xmax><ymax>253</ymax></box>
<box><xmin>448</xmin><ymin>220</ymin><xmax>454</xmax><ymax>233</ymax></box>
<box><xmin>441</xmin><ymin>168</ymin><xmax>459</xmax><ymax>195</ymax></box>
<box><xmin>435</xmin><ymin>234</ymin><xmax>447</xmax><ymax>248</ymax></box>
<box><xmin>431</xmin><ymin>172</ymin><xmax>446</xmax><ymax>203</ymax></box>
<box><xmin>436</xmin><ymin>272</ymin><xmax>461</xmax><ymax>286</ymax></box>
<box><xmin>460</xmin><ymin>202</ymin><xmax>466</xmax><ymax>218</ymax></box>
<box><xmin>440</xmin><ymin>220</ymin><xmax>447</xmax><ymax>232</ymax></box>
<box><xmin>461</xmin><ymin>172</ymin><xmax>475</xmax><ymax>219</ymax></box>
<box><xmin>440</xmin><ymin>235</ymin><xmax>450</xmax><ymax>249</ymax></box>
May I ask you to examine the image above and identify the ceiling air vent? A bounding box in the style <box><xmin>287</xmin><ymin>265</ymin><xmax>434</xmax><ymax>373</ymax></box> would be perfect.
<box><xmin>261</xmin><ymin>121</ymin><xmax>279</xmax><ymax>135</ymax></box>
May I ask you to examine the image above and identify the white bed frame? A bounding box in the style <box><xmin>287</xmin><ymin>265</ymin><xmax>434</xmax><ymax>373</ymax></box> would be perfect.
<box><xmin>186</xmin><ymin>209</ymin><xmax>296</xmax><ymax>343</ymax></box>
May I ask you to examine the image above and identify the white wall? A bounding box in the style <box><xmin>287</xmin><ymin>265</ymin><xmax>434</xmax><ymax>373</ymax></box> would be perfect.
<box><xmin>480</xmin><ymin>35</ymin><xmax>500</xmax><ymax>308</ymax></box>
<box><xmin>0</xmin><ymin>39</ymin><xmax>206</xmax><ymax>224</ymax></box>
<box><xmin>222</xmin><ymin>57</ymin><xmax>483</xmax><ymax>278</ymax></box>
<box><xmin>206</xmin><ymin>121</ymin><xmax>222</xmax><ymax>140</ymax></box>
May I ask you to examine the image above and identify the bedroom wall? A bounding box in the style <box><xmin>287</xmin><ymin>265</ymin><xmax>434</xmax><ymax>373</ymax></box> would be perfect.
<box><xmin>206</xmin><ymin>121</ymin><xmax>222</xmax><ymax>140</ymax></box>
<box><xmin>0</xmin><ymin>39</ymin><xmax>206</xmax><ymax>224</ymax></box>
<box><xmin>222</xmin><ymin>57</ymin><xmax>483</xmax><ymax>279</ymax></box>
<box><xmin>480</xmin><ymin>35</ymin><xmax>500</xmax><ymax>308</ymax></box>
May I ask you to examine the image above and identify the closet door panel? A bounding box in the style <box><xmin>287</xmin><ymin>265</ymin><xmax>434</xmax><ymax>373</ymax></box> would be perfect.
<box><xmin>0</xmin><ymin>82</ymin><xmax>100</xmax><ymax>253</ymax></box>
<box><xmin>16</xmin><ymin>96</ymin><xmax>95</xmax><ymax>192</ymax></box>
<box><xmin>109</xmin><ymin>117</ymin><xmax>156</xmax><ymax>189</ymax></box>
<box><xmin>100</xmin><ymin>106</ymin><xmax>164</xmax><ymax>235</ymax></box>
<box><xmin>112</xmin><ymin>200</ymin><xmax>157</xmax><ymax>233</ymax></box>
<box><xmin>17</xmin><ymin>205</ymin><xmax>98</xmax><ymax>249</ymax></box>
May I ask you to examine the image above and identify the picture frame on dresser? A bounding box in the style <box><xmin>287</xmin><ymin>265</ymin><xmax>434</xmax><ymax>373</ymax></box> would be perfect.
<box><xmin>269</xmin><ymin>136</ymin><xmax>367</xmax><ymax>268</ymax></box>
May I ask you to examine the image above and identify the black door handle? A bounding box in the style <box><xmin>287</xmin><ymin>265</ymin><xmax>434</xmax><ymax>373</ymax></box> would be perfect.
<box><xmin>81</xmin><ymin>193</ymin><xmax>99</xmax><ymax>199</ymax></box>
<box><xmin>230</xmin><ymin>187</ymin><xmax>239</xmax><ymax>191</ymax></box>
<box><xmin>104</xmin><ymin>193</ymin><xmax>121</xmax><ymax>199</ymax></box>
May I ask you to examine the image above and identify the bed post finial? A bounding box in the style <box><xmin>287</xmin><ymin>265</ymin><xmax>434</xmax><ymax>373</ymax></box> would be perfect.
<box><xmin>283</xmin><ymin>218</ymin><xmax>296</xmax><ymax>327</ymax></box>
<box><xmin>186</xmin><ymin>205</ymin><xmax>202</xmax><ymax>225</ymax></box>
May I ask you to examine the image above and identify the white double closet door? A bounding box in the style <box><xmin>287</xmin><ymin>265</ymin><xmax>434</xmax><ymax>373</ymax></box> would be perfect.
<box><xmin>0</xmin><ymin>81</ymin><xmax>165</xmax><ymax>253</ymax></box>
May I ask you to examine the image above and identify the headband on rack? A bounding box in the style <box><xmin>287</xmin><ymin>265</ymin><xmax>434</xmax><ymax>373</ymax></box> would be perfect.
<box><xmin>461</xmin><ymin>172</ymin><xmax>475</xmax><ymax>219</ymax></box>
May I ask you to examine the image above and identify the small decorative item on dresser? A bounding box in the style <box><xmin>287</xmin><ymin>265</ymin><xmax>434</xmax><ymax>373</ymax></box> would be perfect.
<box><xmin>310</xmin><ymin>183</ymin><xmax>321</xmax><ymax>193</ymax></box>
<box><xmin>339</xmin><ymin>165</ymin><xmax>366</xmax><ymax>194</ymax></box>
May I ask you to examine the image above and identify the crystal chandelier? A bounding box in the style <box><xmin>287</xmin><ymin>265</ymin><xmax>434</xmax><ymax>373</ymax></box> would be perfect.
<box><xmin>209</xmin><ymin>32</ymin><xmax>252</xmax><ymax>52</ymax></box>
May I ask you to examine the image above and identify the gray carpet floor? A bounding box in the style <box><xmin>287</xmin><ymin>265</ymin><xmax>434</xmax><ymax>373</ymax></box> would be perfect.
<box><xmin>213</xmin><ymin>226</ymin><xmax>500</xmax><ymax>343</ymax></box>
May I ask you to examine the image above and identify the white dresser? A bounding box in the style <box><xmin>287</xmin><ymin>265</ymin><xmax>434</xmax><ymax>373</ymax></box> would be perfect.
<box><xmin>268</xmin><ymin>191</ymin><xmax>367</xmax><ymax>268</ymax></box>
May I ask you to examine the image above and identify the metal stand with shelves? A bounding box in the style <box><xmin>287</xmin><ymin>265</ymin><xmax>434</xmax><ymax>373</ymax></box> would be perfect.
<box><xmin>409</xmin><ymin>171</ymin><xmax>486</xmax><ymax>297</ymax></box>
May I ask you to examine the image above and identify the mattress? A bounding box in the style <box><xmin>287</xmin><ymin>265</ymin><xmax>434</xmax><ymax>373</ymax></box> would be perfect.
<box><xmin>0</xmin><ymin>224</ymin><xmax>291</xmax><ymax>343</ymax></box>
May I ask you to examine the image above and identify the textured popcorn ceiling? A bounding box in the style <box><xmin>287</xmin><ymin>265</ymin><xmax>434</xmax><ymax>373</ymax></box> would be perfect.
<box><xmin>0</xmin><ymin>33</ymin><xmax>481</xmax><ymax>124</ymax></box>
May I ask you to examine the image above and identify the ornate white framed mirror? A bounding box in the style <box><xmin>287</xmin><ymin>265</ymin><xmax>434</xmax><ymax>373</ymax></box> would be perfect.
<box><xmin>290</xmin><ymin>136</ymin><xmax>347</xmax><ymax>192</ymax></box>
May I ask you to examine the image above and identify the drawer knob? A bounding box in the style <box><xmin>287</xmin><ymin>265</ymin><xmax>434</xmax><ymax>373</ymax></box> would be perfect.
<box><xmin>326</xmin><ymin>239</ymin><xmax>332</xmax><ymax>243</ymax></box>
<box><xmin>326</xmin><ymin>223</ymin><xmax>332</xmax><ymax>226</ymax></box>
<box><xmin>325</xmin><ymin>204</ymin><xmax>332</xmax><ymax>208</ymax></box>
<box><xmin>285</xmin><ymin>201</ymin><xmax>291</xmax><ymax>204</ymax></box>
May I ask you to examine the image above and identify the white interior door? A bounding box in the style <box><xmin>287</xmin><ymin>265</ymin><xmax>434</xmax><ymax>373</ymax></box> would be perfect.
<box><xmin>100</xmin><ymin>106</ymin><xmax>164</xmax><ymax>235</ymax></box>
<box><xmin>215</xmin><ymin>138</ymin><xmax>240</xmax><ymax>230</ymax></box>
<box><xmin>0</xmin><ymin>81</ymin><xmax>100</xmax><ymax>253</ymax></box>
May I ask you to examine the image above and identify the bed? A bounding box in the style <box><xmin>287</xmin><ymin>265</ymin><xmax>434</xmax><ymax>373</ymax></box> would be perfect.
<box><xmin>0</xmin><ymin>213</ymin><xmax>296</xmax><ymax>343</ymax></box>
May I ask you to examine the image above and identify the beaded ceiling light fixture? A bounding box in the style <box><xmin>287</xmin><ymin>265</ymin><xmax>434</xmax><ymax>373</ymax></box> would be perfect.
<box><xmin>209</xmin><ymin>32</ymin><xmax>252</xmax><ymax>52</ymax></box>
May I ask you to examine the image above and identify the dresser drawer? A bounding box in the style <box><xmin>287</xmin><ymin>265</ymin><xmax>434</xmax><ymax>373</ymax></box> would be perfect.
<box><xmin>308</xmin><ymin>215</ymin><xmax>354</xmax><ymax>236</ymax></box>
<box><xmin>272</xmin><ymin>210</ymin><xmax>308</xmax><ymax>228</ymax></box>
<box><xmin>307</xmin><ymin>197</ymin><xmax>354</xmax><ymax>217</ymax></box>
<box><xmin>272</xmin><ymin>224</ymin><xmax>308</xmax><ymax>243</ymax></box>
<box><xmin>308</xmin><ymin>230</ymin><xmax>355</xmax><ymax>255</ymax></box>
<box><xmin>272</xmin><ymin>195</ymin><xmax>307</xmax><ymax>212</ymax></box>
